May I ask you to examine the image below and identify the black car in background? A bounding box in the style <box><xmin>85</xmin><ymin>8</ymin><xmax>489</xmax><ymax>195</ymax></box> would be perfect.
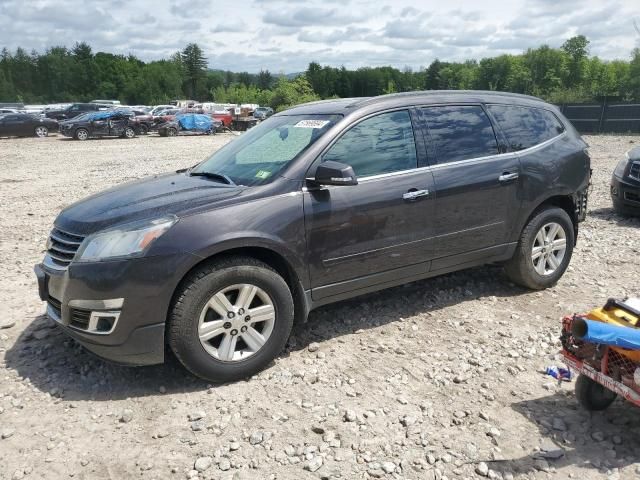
<box><xmin>35</xmin><ymin>91</ymin><xmax>590</xmax><ymax>382</ymax></box>
<box><xmin>45</xmin><ymin>103</ymin><xmax>103</xmax><ymax>121</ymax></box>
<box><xmin>0</xmin><ymin>113</ymin><xmax>58</xmax><ymax>137</ymax></box>
<box><xmin>59</xmin><ymin>111</ymin><xmax>139</xmax><ymax>140</ymax></box>
<box><xmin>611</xmin><ymin>146</ymin><xmax>640</xmax><ymax>216</ymax></box>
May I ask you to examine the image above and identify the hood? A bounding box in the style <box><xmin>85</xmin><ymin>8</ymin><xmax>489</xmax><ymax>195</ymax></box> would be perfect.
<box><xmin>56</xmin><ymin>172</ymin><xmax>246</xmax><ymax>235</ymax></box>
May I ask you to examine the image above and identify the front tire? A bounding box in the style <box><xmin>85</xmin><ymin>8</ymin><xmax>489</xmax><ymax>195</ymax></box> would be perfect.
<box><xmin>75</xmin><ymin>128</ymin><xmax>89</xmax><ymax>141</ymax></box>
<box><xmin>168</xmin><ymin>257</ymin><xmax>294</xmax><ymax>383</ymax></box>
<box><xmin>575</xmin><ymin>374</ymin><xmax>616</xmax><ymax>411</ymax></box>
<box><xmin>123</xmin><ymin>127</ymin><xmax>136</xmax><ymax>139</ymax></box>
<box><xmin>504</xmin><ymin>207</ymin><xmax>574</xmax><ymax>290</ymax></box>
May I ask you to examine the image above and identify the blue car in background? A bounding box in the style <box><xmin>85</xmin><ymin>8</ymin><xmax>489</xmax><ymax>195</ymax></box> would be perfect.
<box><xmin>158</xmin><ymin>113</ymin><xmax>222</xmax><ymax>137</ymax></box>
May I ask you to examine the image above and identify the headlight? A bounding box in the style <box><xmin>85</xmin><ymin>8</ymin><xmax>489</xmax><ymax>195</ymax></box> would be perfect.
<box><xmin>75</xmin><ymin>216</ymin><xmax>177</xmax><ymax>262</ymax></box>
<box><xmin>614</xmin><ymin>152</ymin><xmax>629</xmax><ymax>177</ymax></box>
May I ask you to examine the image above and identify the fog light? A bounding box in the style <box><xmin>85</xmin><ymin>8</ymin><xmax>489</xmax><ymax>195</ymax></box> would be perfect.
<box><xmin>88</xmin><ymin>311</ymin><xmax>120</xmax><ymax>333</ymax></box>
<box><xmin>611</xmin><ymin>185</ymin><xmax>618</xmax><ymax>196</ymax></box>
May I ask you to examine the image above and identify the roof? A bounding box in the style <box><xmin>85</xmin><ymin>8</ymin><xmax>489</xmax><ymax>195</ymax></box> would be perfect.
<box><xmin>279</xmin><ymin>90</ymin><xmax>549</xmax><ymax>116</ymax></box>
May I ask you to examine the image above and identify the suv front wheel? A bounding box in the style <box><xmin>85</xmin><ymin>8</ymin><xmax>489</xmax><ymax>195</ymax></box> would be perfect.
<box><xmin>504</xmin><ymin>207</ymin><xmax>574</xmax><ymax>290</ymax></box>
<box><xmin>168</xmin><ymin>257</ymin><xmax>294</xmax><ymax>383</ymax></box>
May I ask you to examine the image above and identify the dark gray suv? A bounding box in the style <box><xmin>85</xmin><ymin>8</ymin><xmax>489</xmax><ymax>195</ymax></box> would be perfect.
<box><xmin>35</xmin><ymin>91</ymin><xmax>590</xmax><ymax>382</ymax></box>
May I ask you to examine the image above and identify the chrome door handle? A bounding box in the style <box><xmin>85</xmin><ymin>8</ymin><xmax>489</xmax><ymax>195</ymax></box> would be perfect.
<box><xmin>403</xmin><ymin>189</ymin><xmax>430</xmax><ymax>201</ymax></box>
<box><xmin>498</xmin><ymin>172</ymin><xmax>519</xmax><ymax>183</ymax></box>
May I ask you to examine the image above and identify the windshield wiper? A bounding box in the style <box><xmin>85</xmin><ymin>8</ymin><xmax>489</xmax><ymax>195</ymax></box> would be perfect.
<box><xmin>189</xmin><ymin>171</ymin><xmax>236</xmax><ymax>186</ymax></box>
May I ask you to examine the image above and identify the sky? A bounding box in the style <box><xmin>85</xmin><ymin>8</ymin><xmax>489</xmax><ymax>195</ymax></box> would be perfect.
<box><xmin>0</xmin><ymin>0</ymin><xmax>638</xmax><ymax>73</ymax></box>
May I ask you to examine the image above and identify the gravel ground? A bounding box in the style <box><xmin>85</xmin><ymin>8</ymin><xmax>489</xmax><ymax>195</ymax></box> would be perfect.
<box><xmin>1</xmin><ymin>133</ymin><xmax>639</xmax><ymax>480</ymax></box>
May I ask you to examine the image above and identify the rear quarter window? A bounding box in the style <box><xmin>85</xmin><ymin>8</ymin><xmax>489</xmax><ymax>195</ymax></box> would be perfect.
<box><xmin>487</xmin><ymin>105</ymin><xmax>564</xmax><ymax>151</ymax></box>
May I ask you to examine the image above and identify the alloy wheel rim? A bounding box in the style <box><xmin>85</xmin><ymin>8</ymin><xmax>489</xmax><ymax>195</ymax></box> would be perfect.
<box><xmin>77</xmin><ymin>130</ymin><xmax>88</xmax><ymax>140</ymax></box>
<box><xmin>198</xmin><ymin>283</ymin><xmax>276</xmax><ymax>362</ymax></box>
<box><xmin>125</xmin><ymin>128</ymin><xmax>135</xmax><ymax>138</ymax></box>
<box><xmin>35</xmin><ymin>126</ymin><xmax>47</xmax><ymax>137</ymax></box>
<box><xmin>531</xmin><ymin>222</ymin><xmax>567</xmax><ymax>276</ymax></box>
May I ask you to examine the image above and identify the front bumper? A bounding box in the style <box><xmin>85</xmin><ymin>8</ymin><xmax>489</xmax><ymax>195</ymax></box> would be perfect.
<box><xmin>34</xmin><ymin>251</ymin><xmax>199</xmax><ymax>365</ymax></box>
<box><xmin>611</xmin><ymin>174</ymin><xmax>640</xmax><ymax>215</ymax></box>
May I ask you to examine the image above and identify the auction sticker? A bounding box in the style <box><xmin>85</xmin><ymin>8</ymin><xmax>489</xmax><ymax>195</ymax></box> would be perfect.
<box><xmin>255</xmin><ymin>170</ymin><xmax>272</xmax><ymax>179</ymax></box>
<box><xmin>294</xmin><ymin>120</ymin><xmax>330</xmax><ymax>129</ymax></box>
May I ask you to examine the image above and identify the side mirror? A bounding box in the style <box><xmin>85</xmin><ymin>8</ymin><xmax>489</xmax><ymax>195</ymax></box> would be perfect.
<box><xmin>311</xmin><ymin>161</ymin><xmax>358</xmax><ymax>186</ymax></box>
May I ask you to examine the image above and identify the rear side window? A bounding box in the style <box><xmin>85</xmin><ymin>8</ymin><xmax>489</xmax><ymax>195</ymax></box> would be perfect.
<box><xmin>323</xmin><ymin>110</ymin><xmax>417</xmax><ymax>177</ymax></box>
<box><xmin>487</xmin><ymin>105</ymin><xmax>564</xmax><ymax>151</ymax></box>
<box><xmin>421</xmin><ymin>105</ymin><xmax>498</xmax><ymax>164</ymax></box>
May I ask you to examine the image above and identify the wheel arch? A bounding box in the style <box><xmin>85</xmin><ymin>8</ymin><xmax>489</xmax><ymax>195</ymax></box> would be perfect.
<box><xmin>169</xmin><ymin>246</ymin><xmax>310</xmax><ymax>326</ymax></box>
<box><xmin>518</xmin><ymin>194</ymin><xmax>579</xmax><ymax>244</ymax></box>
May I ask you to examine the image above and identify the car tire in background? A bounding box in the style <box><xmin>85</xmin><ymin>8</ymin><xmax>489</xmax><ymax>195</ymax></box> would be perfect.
<box><xmin>34</xmin><ymin>126</ymin><xmax>48</xmax><ymax>138</ymax></box>
<box><xmin>123</xmin><ymin>127</ymin><xmax>136</xmax><ymax>139</ymax></box>
<box><xmin>138</xmin><ymin>124</ymin><xmax>149</xmax><ymax>135</ymax></box>
<box><xmin>75</xmin><ymin>128</ymin><xmax>89</xmax><ymax>141</ymax></box>
<box><xmin>168</xmin><ymin>256</ymin><xmax>294</xmax><ymax>383</ymax></box>
<box><xmin>167</xmin><ymin>127</ymin><xmax>177</xmax><ymax>137</ymax></box>
<box><xmin>504</xmin><ymin>206</ymin><xmax>574</xmax><ymax>290</ymax></box>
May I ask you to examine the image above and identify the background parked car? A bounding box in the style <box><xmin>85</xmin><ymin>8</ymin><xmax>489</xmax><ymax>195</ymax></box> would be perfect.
<box><xmin>152</xmin><ymin>108</ymin><xmax>181</xmax><ymax>128</ymax></box>
<box><xmin>157</xmin><ymin>113</ymin><xmax>221</xmax><ymax>136</ymax></box>
<box><xmin>0</xmin><ymin>113</ymin><xmax>58</xmax><ymax>137</ymax></box>
<box><xmin>45</xmin><ymin>103</ymin><xmax>103</xmax><ymax>121</ymax></box>
<box><xmin>253</xmin><ymin>106</ymin><xmax>274</xmax><ymax>120</ymax></box>
<box><xmin>59</xmin><ymin>110</ymin><xmax>139</xmax><ymax>140</ymax></box>
<box><xmin>611</xmin><ymin>146</ymin><xmax>640</xmax><ymax>216</ymax></box>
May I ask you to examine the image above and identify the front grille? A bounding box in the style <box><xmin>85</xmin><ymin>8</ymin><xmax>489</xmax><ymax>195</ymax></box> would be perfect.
<box><xmin>47</xmin><ymin>296</ymin><xmax>62</xmax><ymax>319</ymax></box>
<box><xmin>625</xmin><ymin>190</ymin><xmax>640</xmax><ymax>204</ymax></box>
<box><xmin>70</xmin><ymin>308</ymin><xmax>91</xmax><ymax>330</ymax></box>
<box><xmin>46</xmin><ymin>228</ymin><xmax>85</xmax><ymax>270</ymax></box>
<box><xmin>630</xmin><ymin>161</ymin><xmax>640</xmax><ymax>181</ymax></box>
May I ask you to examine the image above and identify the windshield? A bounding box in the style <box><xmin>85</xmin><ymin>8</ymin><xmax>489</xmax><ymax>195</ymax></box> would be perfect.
<box><xmin>192</xmin><ymin>114</ymin><xmax>341</xmax><ymax>186</ymax></box>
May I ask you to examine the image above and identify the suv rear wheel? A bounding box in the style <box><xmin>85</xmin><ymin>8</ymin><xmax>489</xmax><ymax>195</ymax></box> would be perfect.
<box><xmin>168</xmin><ymin>257</ymin><xmax>294</xmax><ymax>382</ymax></box>
<box><xmin>504</xmin><ymin>206</ymin><xmax>574</xmax><ymax>290</ymax></box>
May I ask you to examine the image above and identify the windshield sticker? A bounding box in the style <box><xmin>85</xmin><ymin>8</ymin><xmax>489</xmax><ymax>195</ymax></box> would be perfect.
<box><xmin>294</xmin><ymin>120</ymin><xmax>330</xmax><ymax>129</ymax></box>
<box><xmin>255</xmin><ymin>170</ymin><xmax>272</xmax><ymax>179</ymax></box>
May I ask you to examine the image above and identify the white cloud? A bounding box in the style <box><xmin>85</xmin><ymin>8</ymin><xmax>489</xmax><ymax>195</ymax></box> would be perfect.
<box><xmin>0</xmin><ymin>0</ymin><xmax>636</xmax><ymax>72</ymax></box>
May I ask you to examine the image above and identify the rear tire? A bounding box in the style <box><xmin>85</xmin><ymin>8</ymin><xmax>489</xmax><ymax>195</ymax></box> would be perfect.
<box><xmin>168</xmin><ymin>257</ymin><xmax>294</xmax><ymax>383</ymax></box>
<box><xmin>34</xmin><ymin>126</ymin><xmax>48</xmax><ymax>137</ymax></box>
<box><xmin>167</xmin><ymin>127</ymin><xmax>177</xmax><ymax>137</ymax></box>
<box><xmin>123</xmin><ymin>127</ymin><xmax>136</xmax><ymax>139</ymax></box>
<box><xmin>504</xmin><ymin>207</ymin><xmax>574</xmax><ymax>290</ymax></box>
<box><xmin>575</xmin><ymin>374</ymin><xmax>616</xmax><ymax>411</ymax></box>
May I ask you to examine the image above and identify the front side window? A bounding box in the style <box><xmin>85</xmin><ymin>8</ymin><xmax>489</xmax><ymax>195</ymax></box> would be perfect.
<box><xmin>421</xmin><ymin>105</ymin><xmax>499</xmax><ymax>164</ymax></box>
<box><xmin>193</xmin><ymin>114</ymin><xmax>340</xmax><ymax>186</ymax></box>
<box><xmin>323</xmin><ymin>110</ymin><xmax>417</xmax><ymax>177</ymax></box>
<box><xmin>487</xmin><ymin>104</ymin><xmax>564</xmax><ymax>151</ymax></box>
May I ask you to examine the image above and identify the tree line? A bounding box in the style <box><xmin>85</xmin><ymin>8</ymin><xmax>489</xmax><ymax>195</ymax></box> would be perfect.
<box><xmin>1</xmin><ymin>36</ymin><xmax>639</xmax><ymax>111</ymax></box>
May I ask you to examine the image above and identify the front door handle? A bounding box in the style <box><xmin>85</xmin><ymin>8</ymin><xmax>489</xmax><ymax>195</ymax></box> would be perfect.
<box><xmin>403</xmin><ymin>189</ymin><xmax>430</xmax><ymax>201</ymax></box>
<box><xmin>498</xmin><ymin>172</ymin><xmax>519</xmax><ymax>183</ymax></box>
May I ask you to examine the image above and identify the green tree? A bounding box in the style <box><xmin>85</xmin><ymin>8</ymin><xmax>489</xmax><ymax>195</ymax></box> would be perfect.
<box><xmin>562</xmin><ymin>35</ymin><xmax>589</xmax><ymax>87</ymax></box>
<box><xmin>180</xmin><ymin>43</ymin><xmax>207</xmax><ymax>99</ymax></box>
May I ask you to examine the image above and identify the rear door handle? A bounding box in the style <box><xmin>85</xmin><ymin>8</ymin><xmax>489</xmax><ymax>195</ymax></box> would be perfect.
<box><xmin>403</xmin><ymin>189</ymin><xmax>430</xmax><ymax>201</ymax></box>
<box><xmin>498</xmin><ymin>172</ymin><xmax>519</xmax><ymax>183</ymax></box>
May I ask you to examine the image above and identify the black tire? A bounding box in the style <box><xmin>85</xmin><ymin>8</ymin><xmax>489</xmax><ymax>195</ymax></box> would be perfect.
<box><xmin>168</xmin><ymin>256</ymin><xmax>294</xmax><ymax>383</ymax></box>
<box><xmin>34</xmin><ymin>126</ymin><xmax>48</xmax><ymax>137</ymax></box>
<box><xmin>75</xmin><ymin>128</ymin><xmax>89</xmax><ymax>141</ymax></box>
<box><xmin>504</xmin><ymin>206</ymin><xmax>574</xmax><ymax>290</ymax></box>
<box><xmin>139</xmin><ymin>124</ymin><xmax>149</xmax><ymax>135</ymax></box>
<box><xmin>123</xmin><ymin>127</ymin><xmax>136</xmax><ymax>139</ymax></box>
<box><xmin>167</xmin><ymin>127</ymin><xmax>177</xmax><ymax>137</ymax></box>
<box><xmin>575</xmin><ymin>374</ymin><xmax>616</xmax><ymax>411</ymax></box>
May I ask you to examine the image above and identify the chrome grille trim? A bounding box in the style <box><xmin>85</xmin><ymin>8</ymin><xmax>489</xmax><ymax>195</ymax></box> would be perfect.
<box><xmin>46</xmin><ymin>227</ymin><xmax>85</xmax><ymax>270</ymax></box>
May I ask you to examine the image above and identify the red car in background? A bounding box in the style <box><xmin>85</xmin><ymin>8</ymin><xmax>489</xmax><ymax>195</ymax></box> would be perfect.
<box><xmin>211</xmin><ymin>112</ymin><xmax>232</xmax><ymax>128</ymax></box>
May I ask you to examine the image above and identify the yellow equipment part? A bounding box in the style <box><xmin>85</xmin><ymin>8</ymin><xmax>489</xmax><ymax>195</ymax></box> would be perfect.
<box><xmin>586</xmin><ymin>305</ymin><xmax>640</xmax><ymax>362</ymax></box>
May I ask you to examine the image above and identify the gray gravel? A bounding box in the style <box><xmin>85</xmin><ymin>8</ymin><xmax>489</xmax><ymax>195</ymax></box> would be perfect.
<box><xmin>0</xmin><ymin>133</ymin><xmax>639</xmax><ymax>479</ymax></box>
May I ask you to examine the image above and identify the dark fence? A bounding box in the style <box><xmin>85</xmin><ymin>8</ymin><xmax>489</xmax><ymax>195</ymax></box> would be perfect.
<box><xmin>558</xmin><ymin>102</ymin><xmax>640</xmax><ymax>134</ymax></box>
